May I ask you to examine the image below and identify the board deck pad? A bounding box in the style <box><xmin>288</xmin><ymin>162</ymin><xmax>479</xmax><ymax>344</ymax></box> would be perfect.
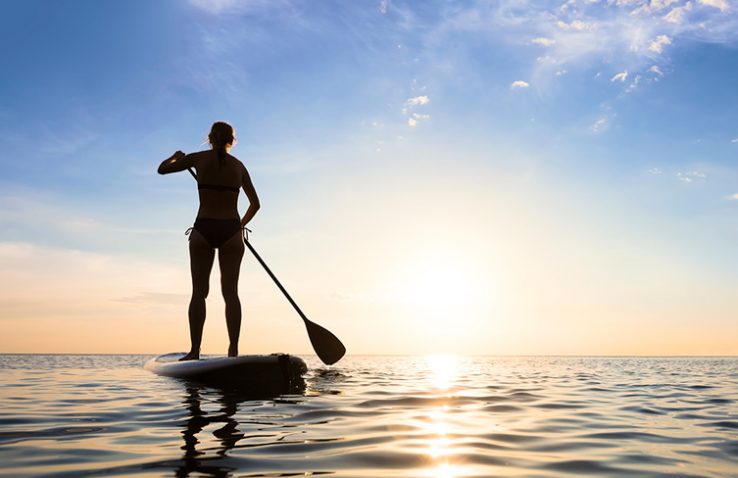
<box><xmin>145</xmin><ymin>353</ymin><xmax>308</xmax><ymax>393</ymax></box>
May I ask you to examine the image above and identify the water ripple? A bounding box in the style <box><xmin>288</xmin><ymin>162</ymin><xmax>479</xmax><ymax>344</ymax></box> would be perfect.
<box><xmin>0</xmin><ymin>355</ymin><xmax>737</xmax><ymax>477</ymax></box>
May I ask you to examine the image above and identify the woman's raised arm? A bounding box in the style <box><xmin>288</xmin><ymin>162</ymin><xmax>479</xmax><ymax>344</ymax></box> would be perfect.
<box><xmin>158</xmin><ymin>151</ymin><xmax>197</xmax><ymax>174</ymax></box>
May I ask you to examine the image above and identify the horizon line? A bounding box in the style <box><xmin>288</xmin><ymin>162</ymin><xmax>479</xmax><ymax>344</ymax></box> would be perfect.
<box><xmin>1</xmin><ymin>352</ymin><xmax>737</xmax><ymax>358</ymax></box>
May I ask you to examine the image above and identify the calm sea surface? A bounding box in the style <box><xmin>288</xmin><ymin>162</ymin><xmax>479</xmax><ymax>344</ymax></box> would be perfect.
<box><xmin>1</xmin><ymin>355</ymin><xmax>737</xmax><ymax>477</ymax></box>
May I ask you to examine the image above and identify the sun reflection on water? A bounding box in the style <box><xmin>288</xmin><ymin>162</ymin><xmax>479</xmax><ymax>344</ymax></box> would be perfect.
<box><xmin>422</xmin><ymin>355</ymin><xmax>463</xmax><ymax>477</ymax></box>
<box><xmin>429</xmin><ymin>462</ymin><xmax>465</xmax><ymax>478</ymax></box>
<box><xmin>425</xmin><ymin>354</ymin><xmax>460</xmax><ymax>391</ymax></box>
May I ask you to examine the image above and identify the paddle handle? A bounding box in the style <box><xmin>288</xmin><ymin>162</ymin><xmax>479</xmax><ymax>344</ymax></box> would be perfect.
<box><xmin>187</xmin><ymin>167</ymin><xmax>311</xmax><ymax>324</ymax></box>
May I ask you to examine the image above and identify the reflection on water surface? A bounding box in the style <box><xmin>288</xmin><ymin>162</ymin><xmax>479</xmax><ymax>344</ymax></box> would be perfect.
<box><xmin>1</xmin><ymin>355</ymin><xmax>737</xmax><ymax>477</ymax></box>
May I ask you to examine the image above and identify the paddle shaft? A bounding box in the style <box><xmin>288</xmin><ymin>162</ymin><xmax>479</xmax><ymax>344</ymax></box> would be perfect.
<box><xmin>187</xmin><ymin>167</ymin><xmax>312</xmax><ymax>324</ymax></box>
<box><xmin>243</xmin><ymin>240</ymin><xmax>312</xmax><ymax>324</ymax></box>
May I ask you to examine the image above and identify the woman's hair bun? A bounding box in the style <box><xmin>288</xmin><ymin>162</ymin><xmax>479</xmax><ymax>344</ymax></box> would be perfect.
<box><xmin>208</xmin><ymin>121</ymin><xmax>235</xmax><ymax>165</ymax></box>
<box><xmin>208</xmin><ymin>121</ymin><xmax>235</xmax><ymax>149</ymax></box>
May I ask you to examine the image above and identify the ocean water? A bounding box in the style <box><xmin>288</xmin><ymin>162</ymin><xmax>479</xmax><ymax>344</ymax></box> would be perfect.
<box><xmin>1</xmin><ymin>355</ymin><xmax>737</xmax><ymax>478</ymax></box>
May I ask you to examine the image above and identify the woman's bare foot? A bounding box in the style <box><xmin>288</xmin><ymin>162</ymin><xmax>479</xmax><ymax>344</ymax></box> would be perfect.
<box><xmin>179</xmin><ymin>350</ymin><xmax>200</xmax><ymax>361</ymax></box>
<box><xmin>228</xmin><ymin>344</ymin><xmax>238</xmax><ymax>358</ymax></box>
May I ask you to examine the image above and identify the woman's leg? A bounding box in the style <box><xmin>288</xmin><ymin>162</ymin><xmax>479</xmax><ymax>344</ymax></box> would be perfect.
<box><xmin>218</xmin><ymin>231</ymin><xmax>245</xmax><ymax>357</ymax></box>
<box><xmin>181</xmin><ymin>229</ymin><xmax>215</xmax><ymax>361</ymax></box>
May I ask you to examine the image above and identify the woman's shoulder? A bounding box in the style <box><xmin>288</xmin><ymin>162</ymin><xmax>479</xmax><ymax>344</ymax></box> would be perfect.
<box><xmin>191</xmin><ymin>149</ymin><xmax>228</xmax><ymax>164</ymax></box>
<box><xmin>228</xmin><ymin>154</ymin><xmax>247</xmax><ymax>170</ymax></box>
<box><xmin>188</xmin><ymin>150</ymin><xmax>210</xmax><ymax>162</ymax></box>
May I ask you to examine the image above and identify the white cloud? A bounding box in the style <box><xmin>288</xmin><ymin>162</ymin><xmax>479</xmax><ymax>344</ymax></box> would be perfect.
<box><xmin>557</xmin><ymin>19</ymin><xmax>595</xmax><ymax>30</ymax></box>
<box><xmin>627</xmin><ymin>74</ymin><xmax>642</xmax><ymax>91</ymax></box>
<box><xmin>731</xmin><ymin>138</ymin><xmax>738</xmax><ymax>143</ymax></box>
<box><xmin>378</xmin><ymin>0</ymin><xmax>389</xmax><ymax>15</ymax></box>
<box><xmin>590</xmin><ymin>116</ymin><xmax>610</xmax><ymax>133</ymax></box>
<box><xmin>632</xmin><ymin>0</ymin><xmax>680</xmax><ymax>14</ymax></box>
<box><xmin>388</xmin><ymin>0</ymin><xmax>738</xmax><ymax>137</ymax></box>
<box><xmin>531</xmin><ymin>37</ymin><xmax>556</xmax><ymax>46</ymax></box>
<box><xmin>404</xmin><ymin>95</ymin><xmax>430</xmax><ymax>127</ymax></box>
<box><xmin>648</xmin><ymin>167</ymin><xmax>663</xmax><ymax>175</ymax></box>
<box><xmin>190</xmin><ymin>0</ymin><xmax>238</xmax><ymax>13</ymax></box>
<box><xmin>189</xmin><ymin>0</ymin><xmax>285</xmax><ymax>14</ymax></box>
<box><xmin>727</xmin><ymin>193</ymin><xmax>738</xmax><ymax>200</ymax></box>
<box><xmin>408</xmin><ymin>113</ymin><xmax>431</xmax><ymax>127</ymax></box>
<box><xmin>648</xmin><ymin>35</ymin><xmax>672</xmax><ymax>54</ymax></box>
<box><xmin>611</xmin><ymin>71</ymin><xmax>629</xmax><ymax>82</ymax></box>
<box><xmin>699</xmin><ymin>0</ymin><xmax>729</xmax><ymax>11</ymax></box>
<box><xmin>663</xmin><ymin>2</ymin><xmax>693</xmax><ymax>23</ymax></box>
<box><xmin>406</xmin><ymin>95</ymin><xmax>430</xmax><ymax>106</ymax></box>
<box><xmin>677</xmin><ymin>171</ymin><xmax>707</xmax><ymax>182</ymax></box>
<box><xmin>438</xmin><ymin>0</ymin><xmax>738</xmax><ymax>98</ymax></box>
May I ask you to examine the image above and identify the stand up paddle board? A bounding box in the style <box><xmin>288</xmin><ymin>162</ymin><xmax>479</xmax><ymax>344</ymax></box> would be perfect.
<box><xmin>145</xmin><ymin>353</ymin><xmax>307</xmax><ymax>391</ymax></box>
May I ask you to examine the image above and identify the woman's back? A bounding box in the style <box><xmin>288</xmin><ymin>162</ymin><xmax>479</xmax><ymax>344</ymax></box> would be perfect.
<box><xmin>193</xmin><ymin>150</ymin><xmax>244</xmax><ymax>220</ymax></box>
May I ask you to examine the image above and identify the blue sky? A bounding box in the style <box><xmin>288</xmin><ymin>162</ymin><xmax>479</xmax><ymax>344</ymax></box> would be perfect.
<box><xmin>1</xmin><ymin>0</ymin><xmax>737</xmax><ymax>354</ymax></box>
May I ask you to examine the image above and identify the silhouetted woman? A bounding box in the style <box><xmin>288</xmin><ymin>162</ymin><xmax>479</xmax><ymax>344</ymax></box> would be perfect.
<box><xmin>158</xmin><ymin>121</ymin><xmax>260</xmax><ymax>360</ymax></box>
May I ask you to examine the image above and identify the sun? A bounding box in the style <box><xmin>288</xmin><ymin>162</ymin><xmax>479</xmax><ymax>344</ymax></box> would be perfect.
<box><xmin>398</xmin><ymin>250</ymin><xmax>490</xmax><ymax>315</ymax></box>
<box><xmin>381</xmin><ymin>245</ymin><xmax>502</xmax><ymax>353</ymax></box>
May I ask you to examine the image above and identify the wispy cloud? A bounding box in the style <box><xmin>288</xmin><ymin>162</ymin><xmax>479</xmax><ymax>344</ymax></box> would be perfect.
<box><xmin>406</xmin><ymin>95</ymin><xmax>430</xmax><ymax>106</ymax></box>
<box><xmin>611</xmin><ymin>71</ymin><xmax>629</xmax><ymax>82</ymax></box>
<box><xmin>189</xmin><ymin>0</ymin><xmax>287</xmax><ymax>15</ymax></box>
<box><xmin>556</xmin><ymin>20</ymin><xmax>595</xmax><ymax>31</ymax></box>
<box><xmin>511</xmin><ymin>80</ymin><xmax>530</xmax><ymax>89</ymax></box>
<box><xmin>590</xmin><ymin>116</ymin><xmax>610</xmax><ymax>133</ymax></box>
<box><xmin>699</xmin><ymin>0</ymin><xmax>729</xmax><ymax>11</ymax></box>
<box><xmin>403</xmin><ymin>95</ymin><xmax>431</xmax><ymax>127</ymax></box>
<box><xmin>648</xmin><ymin>34</ymin><xmax>672</xmax><ymax>54</ymax></box>
<box><xmin>531</xmin><ymin>37</ymin><xmax>556</xmax><ymax>46</ymax></box>
<box><xmin>0</xmin><ymin>241</ymin><xmax>188</xmax><ymax>316</ymax></box>
<box><xmin>408</xmin><ymin>113</ymin><xmax>430</xmax><ymax>127</ymax></box>
<box><xmin>440</xmin><ymin>0</ymin><xmax>738</xmax><ymax>89</ymax></box>
<box><xmin>627</xmin><ymin>74</ymin><xmax>642</xmax><ymax>92</ymax></box>
<box><xmin>727</xmin><ymin>193</ymin><xmax>738</xmax><ymax>200</ymax></box>
<box><xmin>663</xmin><ymin>3</ymin><xmax>691</xmax><ymax>24</ymax></box>
<box><xmin>677</xmin><ymin>171</ymin><xmax>707</xmax><ymax>182</ymax></box>
<box><xmin>648</xmin><ymin>167</ymin><xmax>663</xmax><ymax>175</ymax></box>
<box><xmin>378</xmin><ymin>0</ymin><xmax>389</xmax><ymax>15</ymax></box>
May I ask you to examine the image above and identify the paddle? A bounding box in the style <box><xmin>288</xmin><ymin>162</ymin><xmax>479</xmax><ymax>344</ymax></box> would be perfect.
<box><xmin>187</xmin><ymin>167</ymin><xmax>346</xmax><ymax>365</ymax></box>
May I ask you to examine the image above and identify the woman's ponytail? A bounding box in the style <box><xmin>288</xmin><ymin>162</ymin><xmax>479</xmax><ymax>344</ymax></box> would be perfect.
<box><xmin>208</xmin><ymin>121</ymin><xmax>235</xmax><ymax>166</ymax></box>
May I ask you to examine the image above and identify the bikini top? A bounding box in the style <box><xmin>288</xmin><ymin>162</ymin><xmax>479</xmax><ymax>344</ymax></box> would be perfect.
<box><xmin>198</xmin><ymin>183</ymin><xmax>239</xmax><ymax>193</ymax></box>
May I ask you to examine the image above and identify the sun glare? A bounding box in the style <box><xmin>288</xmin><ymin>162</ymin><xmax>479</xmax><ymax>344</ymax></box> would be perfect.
<box><xmin>396</xmin><ymin>250</ymin><xmax>492</xmax><ymax>316</ymax></box>
<box><xmin>426</xmin><ymin>354</ymin><xmax>460</xmax><ymax>390</ymax></box>
<box><xmin>429</xmin><ymin>462</ymin><xmax>463</xmax><ymax>478</ymax></box>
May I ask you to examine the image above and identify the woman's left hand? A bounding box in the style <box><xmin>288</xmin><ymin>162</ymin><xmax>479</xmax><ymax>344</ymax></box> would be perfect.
<box><xmin>158</xmin><ymin>150</ymin><xmax>191</xmax><ymax>175</ymax></box>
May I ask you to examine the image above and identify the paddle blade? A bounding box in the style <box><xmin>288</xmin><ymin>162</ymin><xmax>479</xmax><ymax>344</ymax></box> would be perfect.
<box><xmin>304</xmin><ymin>319</ymin><xmax>346</xmax><ymax>365</ymax></box>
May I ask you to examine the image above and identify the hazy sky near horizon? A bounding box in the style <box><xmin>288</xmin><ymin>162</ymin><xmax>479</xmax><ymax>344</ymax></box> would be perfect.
<box><xmin>1</xmin><ymin>0</ymin><xmax>737</xmax><ymax>355</ymax></box>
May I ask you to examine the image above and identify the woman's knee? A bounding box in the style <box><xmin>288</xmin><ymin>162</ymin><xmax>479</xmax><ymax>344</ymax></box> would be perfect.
<box><xmin>220</xmin><ymin>282</ymin><xmax>239</xmax><ymax>300</ymax></box>
<box><xmin>192</xmin><ymin>283</ymin><xmax>209</xmax><ymax>300</ymax></box>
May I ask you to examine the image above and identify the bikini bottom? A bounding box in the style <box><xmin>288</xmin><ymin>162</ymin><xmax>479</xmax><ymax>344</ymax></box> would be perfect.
<box><xmin>193</xmin><ymin>217</ymin><xmax>242</xmax><ymax>248</ymax></box>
